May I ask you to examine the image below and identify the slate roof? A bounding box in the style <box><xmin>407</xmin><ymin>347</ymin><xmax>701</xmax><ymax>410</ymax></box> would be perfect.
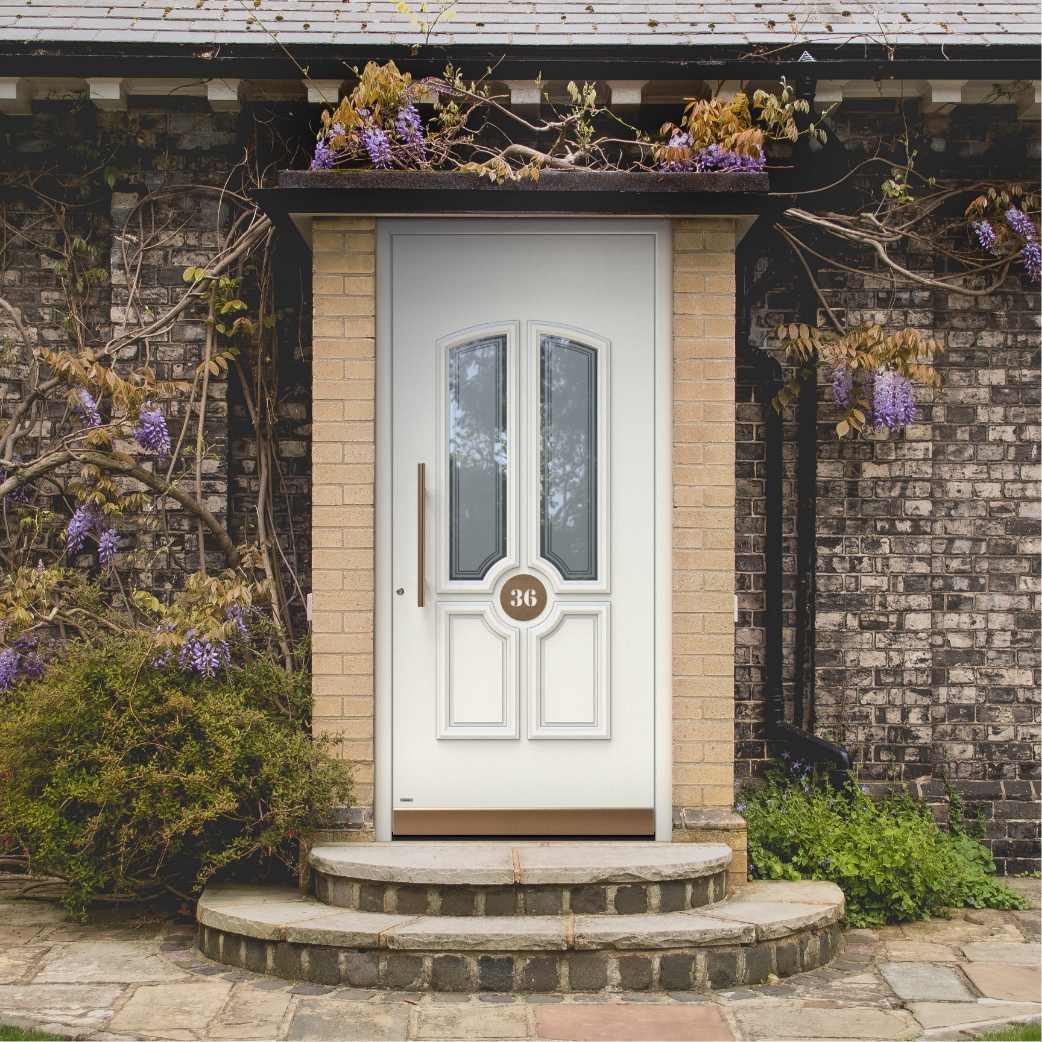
<box><xmin>0</xmin><ymin>0</ymin><xmax>1038</xmax><ymax>49</ymax></box>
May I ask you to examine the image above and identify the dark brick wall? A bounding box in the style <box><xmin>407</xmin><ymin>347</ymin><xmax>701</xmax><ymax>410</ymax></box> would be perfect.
<box><xmin>0</xmin><ymin>100</ymin><xmax>315</xmax><ymax>612</ymax></box>
<box><xmin>736</xmin><ymin>101</ymin><xmax>1041</xmax><ymax>873</ymax></box>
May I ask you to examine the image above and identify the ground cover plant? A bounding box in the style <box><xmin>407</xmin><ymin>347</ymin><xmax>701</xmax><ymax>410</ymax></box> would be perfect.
<box><xmin>974</xmin><ymin>1026</ymin><xmax>1042</xmax><ymax>1042</ymax></box>
<box><xmin>738</xmin><ymin>758</ymin><xmax>1028</xmax><ymax>927</ymax></box>
<box><xmin>0</xmin><ymin>629</ymin><xmax>352</xmax><ymax>916</ymax></box>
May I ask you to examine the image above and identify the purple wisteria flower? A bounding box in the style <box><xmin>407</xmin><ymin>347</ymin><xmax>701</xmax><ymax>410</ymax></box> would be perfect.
<box><xmin>870</xmin><ymin>369</ymin><xmax>916</xmax><ymax>432</ymax></box>
<box><xmin>1005</xmin><ymin>207</ymin><xmax>1037</xmax><ymax>241</ymax></box>
<box><xmin>0</xmin><ymin>648</ymin><xmax>19</xmax><ymax>691</ymax></box>
<box><xmin>362</xmin><ymin>126</ymin><xmax>393</xmax><ymax>169</ymax></box>
<box><xmin>134</xmin><ymin>402</ymin><xmax>170</xmax><ymax>456</ymax></box>
<box><xmin>693</xmin><ymin>143</ymin><xmax>766</xmax><ymax>172</ymax></box>
<box><xmin>395</xmin><ymin>100</ymin><xmax>426</xmax><ymax>160</ymax></box>
<box><xmin>21</xmin><ymin>654</ymin><xmax>47</xmax><ymax>679</ymax></box>
<box><xmin>831</xmin><ymin>367</ymin><xmax>855</xmax><ymax>409</ymax></box>
<box><xmin>97</xmin><ymin>527</ymin><xmax>119</xmax><ymax>566</ymax></box>
<box><xmin>1022</xmin><ymin>242</ymin><xmax>1041</xmax><ymax>283</ymax></box>
<box><xmin>972</xmin><ymin>220</ymin><xmax>997</xmax><ymax>252</ymax></box>
<box><xmin>661</xmin><ymin>131</ymin><xmax>694</xmax><ymax>171</ymax></box>
<box><xmin>73</xmin><ymin>388</ymin><xmax>101</xmax><ymax>427</ymax></box>
<box><xmin>225</xmin><ymin>603</ymin><xmax>249</xmax><ymax>643</ymax></box>
<box><xmin>310</xmin><ymin>137</ymin><xmax>336</xmax><ymax>171</ymax></box>
<box><xmin>66</xmin><ymin>502</ymin><xmax>102</xmax><ymax>553</ymax></box>
<box><xmin>178</xmin><ymin>630</ymin><xmax>232</xmax><ymax>678</ymax></box>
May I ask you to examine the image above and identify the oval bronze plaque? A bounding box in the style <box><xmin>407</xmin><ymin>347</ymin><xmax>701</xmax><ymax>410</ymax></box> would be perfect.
<box><xmin>499</xmin><ymin>573</ymin><xmax>548</xmax><ymax>621</ymax></box>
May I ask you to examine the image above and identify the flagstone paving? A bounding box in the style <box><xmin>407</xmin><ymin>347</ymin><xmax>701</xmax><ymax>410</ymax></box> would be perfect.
<box><xmin>0</xmin><ymin>874</ymin><xmax>1037</xmax><ymax>1041</ymax></box>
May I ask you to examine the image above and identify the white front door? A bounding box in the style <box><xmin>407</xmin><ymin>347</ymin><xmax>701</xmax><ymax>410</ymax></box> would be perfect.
<box><xmin>381</xmin><ymin>218</ymin><xmax>670</xmax><ymax>836</ymax></box>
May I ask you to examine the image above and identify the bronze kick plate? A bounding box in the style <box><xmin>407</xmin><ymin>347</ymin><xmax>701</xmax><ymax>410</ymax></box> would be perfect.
<box><xmin>393</xmin><ymin>808</ymin><xmax>655</xmax><ymax>836</ymax></box>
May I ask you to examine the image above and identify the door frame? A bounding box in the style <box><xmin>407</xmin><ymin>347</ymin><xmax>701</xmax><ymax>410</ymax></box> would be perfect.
<box><xmin>374</xmin><ymin>216</ymin><xmax>674</xmax><ymax>842</ymax></box>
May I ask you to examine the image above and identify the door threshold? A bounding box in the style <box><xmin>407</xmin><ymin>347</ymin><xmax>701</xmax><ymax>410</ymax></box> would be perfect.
<box><xmin>393</xmin><ymin>807</ymin><xmax>654</xmax><ymax>836</ymax></box>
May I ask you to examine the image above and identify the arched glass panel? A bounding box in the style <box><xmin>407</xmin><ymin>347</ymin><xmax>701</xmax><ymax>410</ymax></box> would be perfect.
<box><xmin>540</xmin><ymin>335</ymin><xmax>597</xmax><ymax>581</ymax></box>
<box><xmin>449</xmin><ymin>336</ymin><xmax>508</xmax><ymax>581</ymax></box>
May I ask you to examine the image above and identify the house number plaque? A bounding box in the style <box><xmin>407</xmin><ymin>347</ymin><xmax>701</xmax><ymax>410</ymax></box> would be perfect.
<box><xmin>499</xmin><ymin>574</ymin><xmax>547</xmax><ymax>621</ymax></box>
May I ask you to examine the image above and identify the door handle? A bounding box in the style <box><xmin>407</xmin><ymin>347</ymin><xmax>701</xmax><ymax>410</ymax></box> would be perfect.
<box><xmin>417</xmin><ymin>462</ymin><xmax>425</xmax><ymax>607</ymax></box>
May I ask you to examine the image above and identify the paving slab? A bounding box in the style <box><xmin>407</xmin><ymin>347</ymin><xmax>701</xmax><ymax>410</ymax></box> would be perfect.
<box><xmin>909</xmin><ymin>1000</ymin><xmax>1042</xmax><ymax>1029</ymax></box>
<box><xmin>386</xmin><ymin>914</ymin><xmax>569</xmax><ymax>951</ymax></box>
<box><xmin>417</xmin><ymin>1004</ymin><xmax>529</xmax><ymax>1039</ymax></box>
<box><xmin>535</xmin><ymin>1003</ymin><xmax>734</xmax><ymax>1040</ymax></box>
<box><xmin>895</xmin><ymin>917</ymin><xmax>1024</xmax><ymax>945</ymax></box>
<box><xmin>516</xmin><ymin>843</ymin><xmax>732</xmax><ymax>886</ymax></box>
<box><xmin>33</xmin><ymin>939</ymin><xmax>189</xmax><ymax>983</ymax></box>
<box><xmin>0</xmin><ymin>947</ymin><xmax>50</xmax><ymax>986</ymax></box>
<box><xmin>107</xmin><ymin>980</ymin><xmax>232</xmax><ymax>1039</ymax></box>
<box><xmin>287</xmin><ymin>997</ymin><xmax>411</xmax><ymax>1040</ymax></box>
<box><xmin>284</xmin><ymin>908</ymin><xmax>416</xmax><ymax>946</ymax></box>
<box><xmin>0</xmin><ymin>926</ymin><xmax>43</xmax><ymax>945</ymax></box>
<box><xmin>207</xmin><ymin>983</ymin><xmax>294</xmax><ymax>1039</ymax></box>
<box><xmin>573</xmin><ymin>911</ymin><xmax>753</xmax><ymax>949</ymax></box>
<box><xmin>310</xmin><ymin>842</ymin><xmax>517</xmax><ymax>885</ymax></box>
<box><xmin>733</xmin><ymin>1003</ymin><xmax>917</xmax><ymax>1039</ymax></box>
<box><xmin>879</xmin><ymin>962</ymin><xmax>973</xmax><ymax>1002</ymax></box>
<box><xmin>700</xmin><ymin>899</ymin><xmax>842</xmax><ymax>941</ymax></box>
<box><xmin>883</xmin><ymin>941</ymin><xmax>958</xmax><ymax>962</ymax></box>
<box><xmin>198</xmin><ymin>885</ymin><xmax>362</xmax><ymax>941</ymax></box>
<box><xmin>0</xmin><ymin>983</ymin><xmax>125</xmax><ymax>1029</ymax></box>
<box><xmin>961</xmin><ymin>962</ymin><xmax>1042</xmax><ymax>1002</ymax></box>
<box><xmin>961</xmin><ymin>941</ymin><xmax>1042</xmax><ymax>966</ymax></box>
<box><xmin>736</xmin><ymin>880</ymin><xmax>847</xmax><ymax>907</ymax></box>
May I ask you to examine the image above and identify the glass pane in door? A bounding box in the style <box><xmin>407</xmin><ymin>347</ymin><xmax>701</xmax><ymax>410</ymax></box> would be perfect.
<box><xmin>540</xmin><ymin>335</ymin><xmax>597</xmax><ymax>581</ymax></box>
<box><xmin>449</xmin><ymin>336</ymin><xmax>508</xmax><ymax>581</ymax></box>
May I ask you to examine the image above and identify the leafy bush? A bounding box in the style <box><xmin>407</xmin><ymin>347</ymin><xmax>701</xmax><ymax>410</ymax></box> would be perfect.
<box><xmin>739</xmin><ymin>759</ymin><xmax>1028</xmax><ymax>927</ymax></box>
<box><xmin>0</xmin><ymin>632</ymin><xmax>352</xmax><ymax>915</ymax></box>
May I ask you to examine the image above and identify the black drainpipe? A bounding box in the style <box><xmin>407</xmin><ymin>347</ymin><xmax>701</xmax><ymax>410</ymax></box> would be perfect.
<box><xmin>736</xmin><ymin>83</ymin><xmax>851</xmax><ymax>775</ymax></box>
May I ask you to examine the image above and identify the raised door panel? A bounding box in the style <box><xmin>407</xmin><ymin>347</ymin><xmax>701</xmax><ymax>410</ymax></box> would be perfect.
<box><xmin>529</xmin><ymin>603</ymin><xmax>610</xmax><ymax>739</ymax></box>
<box><xmin>437</xmin><ymin>604</ymin><xmax>519</xmax><ymax>738</ymax></box>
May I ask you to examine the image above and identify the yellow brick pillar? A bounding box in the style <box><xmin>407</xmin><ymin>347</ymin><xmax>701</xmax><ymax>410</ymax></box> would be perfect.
<box><xmin>309</xmin><ymin>216</ymin><xmax>377</xmax><ymax>841</ymax></box>
<box><xmin>670</xmin><ymin>217</ymin><xmax>746</xmax><ymax>885</ymax></box>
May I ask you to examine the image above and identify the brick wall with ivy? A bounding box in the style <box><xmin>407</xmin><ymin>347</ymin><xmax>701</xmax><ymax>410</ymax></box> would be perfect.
<box><xmin>0</xmin><ymin>99</ymin><xmax>315</xmax><ymax>634</ymax></box>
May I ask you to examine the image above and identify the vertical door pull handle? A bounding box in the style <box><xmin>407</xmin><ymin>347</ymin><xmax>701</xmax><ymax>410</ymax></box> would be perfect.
<box><xmin>417</xmin><ymin>463</ymin><xmax>425</xmax><ymax>607</ymax></box>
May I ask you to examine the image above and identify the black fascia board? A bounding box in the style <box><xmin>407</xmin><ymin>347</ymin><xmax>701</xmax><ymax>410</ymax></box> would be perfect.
<box><xmin>0</xmin><ymin>44</ymin><xmax>1039</xmax><ymax>83</ymax></box>
<box><xmin>252</xmin><ymin>169</ymin><xmax>771</xmax><ymax>251</ymax></box>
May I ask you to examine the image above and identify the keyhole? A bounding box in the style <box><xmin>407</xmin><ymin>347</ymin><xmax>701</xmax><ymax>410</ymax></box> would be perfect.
<box><xmin>396</xmin><ymin>588</ymin><xmax>404</xmax><ymax>596</ymax></box>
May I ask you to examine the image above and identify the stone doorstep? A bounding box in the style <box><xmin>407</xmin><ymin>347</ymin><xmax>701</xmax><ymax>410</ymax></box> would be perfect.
<box><xmin>197</xmin><ymin>879</ymin><xmax>844</xmax><ymax>952</ymax></box>
<box><xmin>308</xmin><ymin>841</ymin><xmax>734</xmax><ymax>886</ymax></box>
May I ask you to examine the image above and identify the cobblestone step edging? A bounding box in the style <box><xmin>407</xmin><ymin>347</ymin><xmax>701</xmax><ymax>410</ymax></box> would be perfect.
<box><xmin>198</xmin><ymin>920</ymin><xmax>842</xmax><ymax>992</ymax></box>
<box><xmin>196</xmin><ymin>879</ymin><xmax>845</xmax><ymax>992</ymax></box>
<box><xmin>313</xmin><ymin>869</ymin><xmax>731</xmax><ymax>916</ymax></box>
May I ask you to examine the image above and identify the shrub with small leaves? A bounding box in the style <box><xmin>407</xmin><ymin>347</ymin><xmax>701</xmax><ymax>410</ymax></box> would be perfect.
<box><xmin>0</xmin><ymin>631</ymin><xmax>352</xmax><ymax>916</ymax></box>
<box><xmin>738</xmin><ymin>759</ymin><xmax>1028</xmax><ymax>927</ymax></box>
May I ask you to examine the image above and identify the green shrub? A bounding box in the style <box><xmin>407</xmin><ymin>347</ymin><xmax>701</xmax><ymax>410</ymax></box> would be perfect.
<box><xmin>739</xmin><ymin>759</ymin><xmax>1028</xmax><ymax>927</ymax></box>
<box><xmin>0</xmin><ymin>632</ymin><xmax>352</xmax><ymax>915</ymax></box>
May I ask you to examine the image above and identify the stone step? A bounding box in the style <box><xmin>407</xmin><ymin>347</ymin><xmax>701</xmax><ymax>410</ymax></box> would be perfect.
<box><xmin>309</xmin><ymin>841</ymin><xmax>733</xmax><ymax>916</ymax></box>
<box><xmin>196</xmin><ymin>878</ymin><xmax>845</xmax><ymax>993</ymax></box>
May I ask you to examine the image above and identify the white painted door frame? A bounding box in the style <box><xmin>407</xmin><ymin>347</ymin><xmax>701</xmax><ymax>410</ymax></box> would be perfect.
<box><xmin>373</xmin><ymin>217</ymin><xmax>673</xmax><ymax>842</ymax></box>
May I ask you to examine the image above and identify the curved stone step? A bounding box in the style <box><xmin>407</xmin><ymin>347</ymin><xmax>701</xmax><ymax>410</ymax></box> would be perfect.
<box><xmin>309</xmin><ymin>841</ymin><xmax>733</xmax><ymax>916</ymax></box>
<box><xmin>196</xmin><ymin>878</ymin><xmax>845</xmax><ymax>992</ymax></box>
